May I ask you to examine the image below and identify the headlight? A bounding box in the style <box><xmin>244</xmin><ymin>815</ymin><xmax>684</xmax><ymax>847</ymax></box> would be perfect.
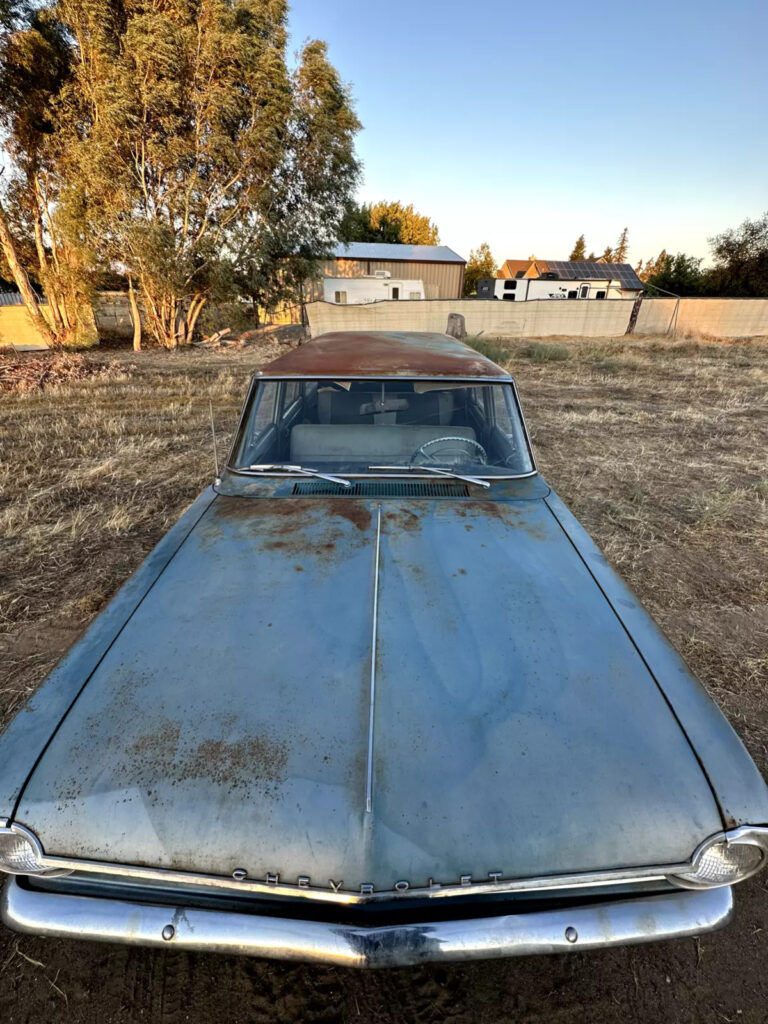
<box><xmin>0</xmin><ymin>824</ymin><xmax>70</xmax><ymax>877</ymax></box>
<box><xmin>670</xmin><ymin>828</ymin><xmax>768</xmax><ymax>889</ymax></box>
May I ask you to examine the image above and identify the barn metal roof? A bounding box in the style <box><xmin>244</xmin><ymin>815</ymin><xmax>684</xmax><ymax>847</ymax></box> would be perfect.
<box><xmin>331</xmin><ymin>243</ymin><xmax>466</xmax><ymax>264</ymax></box>
<box><xmin>257</xmin><ymin>331</ymin><xmax>509</xmax><ymax>379</ymax></box>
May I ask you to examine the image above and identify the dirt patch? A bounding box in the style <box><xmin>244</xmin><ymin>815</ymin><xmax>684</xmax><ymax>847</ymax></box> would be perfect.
<box><xmin>0</xmin><ymin>337</ymin><xmax>767</xmax><ymax>1023</ymax></box>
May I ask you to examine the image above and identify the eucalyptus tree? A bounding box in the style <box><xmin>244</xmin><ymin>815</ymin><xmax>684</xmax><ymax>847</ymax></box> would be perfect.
<box><xmin>231</xmin><ymin>39</ymin><xmax>361</xmax><ymax>321</ymax></box>
<box><xmin>59</xmin><ymin>0</ymin><xmax>359</xmax><ymax>347</ymax></box>
<box><xmin>51</xmin><ymin>0</ymin><xmax>291</xmax><ymax>347</ymax></box>
<box><xmin>0</xmin><ymin>2</ymin><xmax>91</xmax><ymax>345</ymax></box>
<box><xmin>0</xmin><ymin>0</ymin><xmax>360</xmax><ymax>348</ymax></box>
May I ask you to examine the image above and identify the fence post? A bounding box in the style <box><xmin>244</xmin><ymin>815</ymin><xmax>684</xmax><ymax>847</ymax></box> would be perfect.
<box><xmin>667</xmin><ymin>299</ymin><xmax>680</xmax><ymax>336</ymax></box>
<box><xmin>626</xmin><ymin>296</ymin><xmax>642</xmax><ymax>335</ymax></box>
<box><xmin>446</xmin><ymin>313</ymin><xmax>466</xmax><ymax>339</ymax></box>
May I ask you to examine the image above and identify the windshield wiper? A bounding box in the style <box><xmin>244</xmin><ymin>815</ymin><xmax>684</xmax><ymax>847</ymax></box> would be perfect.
<box><xmin>246</xmin><ymin>464</ymin><xmax>352</xmax><ymax>488</ymax></box>
<box><xmin>368</xmin><ymin>465</ymin><xmax>491</xmax><ymax>489</ymax></box>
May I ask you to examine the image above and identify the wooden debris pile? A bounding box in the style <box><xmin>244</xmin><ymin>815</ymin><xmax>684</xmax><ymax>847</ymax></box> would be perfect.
<box><xmin>0</xmin><ymin>353</ymin><xmax>112</xmax><ymax>395</ymax></box>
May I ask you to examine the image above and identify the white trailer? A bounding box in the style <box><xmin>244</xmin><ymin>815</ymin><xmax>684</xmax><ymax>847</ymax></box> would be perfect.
<box><xmin>481</xmin><ymin>277</ymin><xmax>623</xmax><ymax>301</ymax></box>
<box><xmin>323</xmin><ymin>275</ymin><xmax>425</xmax><ymax>304</ymax></box>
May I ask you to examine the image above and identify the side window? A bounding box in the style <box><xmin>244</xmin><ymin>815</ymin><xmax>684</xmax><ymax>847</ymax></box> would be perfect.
<box><xmin>234</xmin><ymin>381</ymin><xmax>279</xmax><ymax>465</ymax></box>
<box><xmin>503</xmin><ymin>293</ymin><xmax>516</xmax><ymax>301</ymax></box>
<box><xmin>579</xmin><ymin>285</ymin><xmax>589</xmax><ymax>299</ymax></box>
<box><xmin>567</xmin><ymin>289</ymin><xmax>578</xmax><ymax>299</ymax></box>
<box><xmin>282</xmin><ymin>381</ymin><xmax>301</xmax><ymax>415</ymax></box>
<box><xmin>490</xmin><ymin>386</ymin><xmax>533</xmax><ymax>472</ymax></box>
<box><xmin>251</xmin><ymin>384</ymin><xmax>277</xmax><ymax>432</ymax></box>
<box><xmin>409</xmin><ymin>292</ymin><xmax>421</xmax><ymax>300</ymax></box>
<box><xmin>334</xmin><ymin>291</ymin><xmax>347</xmax><ymax>304</ymax></box>
<box><xmin>595</xmin><ymin>290</ymin><xmax>606</xmax><ymax>299</ymax></box>
<box><xmin>504</xmin><ymin>280</ymin><xmax>516</xmax><ymax>290</ymax></box>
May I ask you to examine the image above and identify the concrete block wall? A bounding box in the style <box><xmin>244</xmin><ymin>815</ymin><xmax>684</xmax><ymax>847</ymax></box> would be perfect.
<box><xmin>4</xmin><ymin>294</ymin><xmax>767</xmax><ymax>349</ymax></box>
<box><xmin>633</xmin><ymin>299</ymin><xmax>678</xmax><ymax>335</ymax></box>
<box><xmin>307</xmin><ymin>298</ymin><xmax>636</xmax><ymax>339</ymax></box>
<box><xmin>682</xmin><ymin>298</ymin><xmax>768</xmax><ymax>336</ymax></box>
<box><xmin>94</xmin><ymin>291</ymin><xmax>137</xmax><ymax>337</ymax></box>
<box><xmin>635</xmin><ymin>298</ymin><xmax>768</xmax><ymax>337</ymax></box>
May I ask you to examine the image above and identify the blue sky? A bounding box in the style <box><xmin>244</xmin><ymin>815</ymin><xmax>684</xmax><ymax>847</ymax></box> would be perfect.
<box><xmin>288</xmin><ymin>0</ymin><xmax>768</xmax><ymax>267</ymax></box>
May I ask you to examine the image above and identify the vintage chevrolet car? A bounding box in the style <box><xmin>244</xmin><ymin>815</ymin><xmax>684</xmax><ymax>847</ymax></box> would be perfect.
<box><xmin>1</xmin><ymin>330</ymin><xmax>767</xmax><ymax>968</ymax></box>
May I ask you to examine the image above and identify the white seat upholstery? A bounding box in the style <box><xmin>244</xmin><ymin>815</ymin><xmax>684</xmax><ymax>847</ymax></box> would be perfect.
<box><xmin>290</xmin><ymin>424</ymin><xmax>477</xmax><ymax>464</ymax></box>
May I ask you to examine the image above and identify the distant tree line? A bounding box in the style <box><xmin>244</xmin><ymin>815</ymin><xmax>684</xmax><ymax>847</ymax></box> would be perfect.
<box><xmin>0</xmin><ymin>0</ymin><xmax>361</xmax><ymax>348</ymax></box>
<box><xmin>568</xmin><ymin>228</ymin><xmax>630</xmax><ymax>264</ymax></box>
<box><xmin>637</xmin><ymin>213</ymin><xmax>768</xmax><ymax>296</ymax></box>
<box><xmin>569</xmin><ymin>217</ymin><xmax>768</xmax><ymax>296</ymax></box>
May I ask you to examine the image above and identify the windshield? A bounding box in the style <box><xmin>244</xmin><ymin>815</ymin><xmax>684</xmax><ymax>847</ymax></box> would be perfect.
<box><xmin>231</xmin><ymin>379</ymin><xmax>534</xmax><ymax>477</ymax></box>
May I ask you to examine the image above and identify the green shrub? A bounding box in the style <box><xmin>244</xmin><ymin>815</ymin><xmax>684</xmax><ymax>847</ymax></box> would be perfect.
<box><xmin>465</xmin><ymin>335</ymin><xmax>509</xmax><ymax>364</ymax></box>
<box><xmin>517</xmin><ymin>341</ymin><xmax>571</xmax><ymax>362</ymax></box>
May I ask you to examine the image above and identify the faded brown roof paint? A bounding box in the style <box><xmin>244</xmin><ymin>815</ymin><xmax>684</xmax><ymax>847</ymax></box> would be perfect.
<box><xmin>257</xmin><ymin>331</ymin><xmax>510</xmax><ymax>380</ymax></box>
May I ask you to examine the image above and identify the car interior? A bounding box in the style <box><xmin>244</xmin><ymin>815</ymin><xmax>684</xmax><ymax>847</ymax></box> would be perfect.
<box><xmin>233</xmin><ymin>379</ymin><xmax>533</xmax><ymax>473</ymax></box>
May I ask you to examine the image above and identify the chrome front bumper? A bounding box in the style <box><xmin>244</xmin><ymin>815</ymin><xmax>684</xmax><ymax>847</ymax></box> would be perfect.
<box><xmin>1</xmin><ymin>878</ymin><xmax>733</xmax><ymax>968</ymax></box>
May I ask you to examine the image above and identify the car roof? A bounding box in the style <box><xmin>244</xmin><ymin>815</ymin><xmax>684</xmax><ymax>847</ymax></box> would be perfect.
<box><xmin>256</xmin><ymin>331</ymin><xmax>511</xmax><ymax>380</ymax></box>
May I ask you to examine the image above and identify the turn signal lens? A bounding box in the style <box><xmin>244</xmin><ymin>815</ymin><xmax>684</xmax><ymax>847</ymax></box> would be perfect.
<box><xmin>0</xmin><ymin>826</ymin><xmax>70</xmax><ymax>877</ymax></box>
<box><xmin>671</xmin><ymin>836</ymin><xmax>766</xmax><ymax>889</ymax></box>
<box><xmin>0</xmin><ymin>829</ymin><xmax>44</xmax><ymax>874</ymax></box>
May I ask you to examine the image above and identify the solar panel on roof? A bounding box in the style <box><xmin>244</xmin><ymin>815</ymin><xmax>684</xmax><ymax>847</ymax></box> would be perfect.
<box><xmin>543</xmin><ymin>261</ymin><xmax>642</xmax><ymax>289</ymax></box>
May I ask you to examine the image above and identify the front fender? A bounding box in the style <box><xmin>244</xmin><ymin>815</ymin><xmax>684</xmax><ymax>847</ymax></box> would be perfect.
<box><xmin>545</xmin><ymin>488</ymin><xmax>768</xmax><ymax>830</ymax></box>
<box><xmin>0</xmin><ymin>487</ymin><xmax>218</xmax><ymax>820</ymax></box>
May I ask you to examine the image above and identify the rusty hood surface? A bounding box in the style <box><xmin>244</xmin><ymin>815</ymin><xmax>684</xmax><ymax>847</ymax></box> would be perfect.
<box><xmin>15</xmin><ymin>494</ymin><xmax>722</xmax><ymax>890</ymax></box>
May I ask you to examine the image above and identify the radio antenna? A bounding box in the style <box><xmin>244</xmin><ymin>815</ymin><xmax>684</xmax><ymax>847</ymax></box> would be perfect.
<box><xmin>209</xmin><ymin>400</ymin><xmax>220</xmax><ymax>481</ymax></box>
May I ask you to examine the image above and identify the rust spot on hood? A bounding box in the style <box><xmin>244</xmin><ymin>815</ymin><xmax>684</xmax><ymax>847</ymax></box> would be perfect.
<box><xmin>327</xmin><ymin>500</ymin><xmax>371</xmax><ymax>532</ymax></box>
<box><xmin>184</xmin><ymin>736</ymin><xmax>289</xmax><ymax>788</ymax></box>
<box><xmin>56</xmin><ymin>720</ymin><xmax>290</xmax><ymax>800</ymax></box>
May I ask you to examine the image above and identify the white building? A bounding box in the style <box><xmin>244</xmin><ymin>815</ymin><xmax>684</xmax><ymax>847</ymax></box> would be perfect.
<box><xmin>323</xmin><ymin>273</ymin><xmax>425</xmax><ymax>305</ymax></box>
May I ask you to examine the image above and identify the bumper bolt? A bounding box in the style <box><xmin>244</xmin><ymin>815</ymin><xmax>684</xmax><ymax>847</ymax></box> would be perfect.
<box><xmin>162</xmin><ymin>924</ymin><xmax>175</xmax><ymax>941</ymax></box>
<box><xmin>565</xmin><ymin>926</ymin><xmax>578</xmax><ymax>943</ymax></box>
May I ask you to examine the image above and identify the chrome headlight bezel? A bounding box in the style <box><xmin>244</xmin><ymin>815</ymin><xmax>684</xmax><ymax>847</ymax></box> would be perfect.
<box><xmin>0</xmin><ymin>822</ymin><xmax>72</xmax><ymax>877</ymax></box>
<box><xmin>669</xmin><ymin>827</ymin><xmax>768</xmax><ymax>890</ymax></box>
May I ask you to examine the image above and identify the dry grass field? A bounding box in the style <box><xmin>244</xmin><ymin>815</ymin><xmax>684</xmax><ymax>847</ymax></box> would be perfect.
<box><xmin>0</xmin><ymin>334</ymin><xmax>766</xmax><ymax>1023</ymax></box>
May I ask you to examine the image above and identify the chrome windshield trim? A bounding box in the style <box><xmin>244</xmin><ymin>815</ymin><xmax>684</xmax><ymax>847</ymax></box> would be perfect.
<box><xmin>0</xmin><ymin>822</ymin><xmax>729</xmax><ymax>905</ymax></box>
<box><xmin>226</xmin><ymin>376</ymin><xmax>535</xmax><ymax>475</ymax></box>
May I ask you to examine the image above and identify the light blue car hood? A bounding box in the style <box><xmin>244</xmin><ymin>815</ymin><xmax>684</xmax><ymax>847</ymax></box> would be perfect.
<box><xmin>16</xmin><ymin>495</ymin><xmax>721</xmax><ymax>889</ymax></box>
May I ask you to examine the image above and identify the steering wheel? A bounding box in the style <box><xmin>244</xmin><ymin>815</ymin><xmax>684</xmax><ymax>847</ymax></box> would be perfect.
<box><xmin>411</xmin><ymin>436</ymin><xmax>488</xmax><ymax>466</ymax></box>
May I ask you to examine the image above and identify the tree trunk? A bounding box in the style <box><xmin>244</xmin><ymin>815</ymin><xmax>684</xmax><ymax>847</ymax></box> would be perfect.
<box><xmin>32</xmin><ymin>212</ymin><xmax>67</xmax><ymax>335</ymax></box>
<box><xmin>0</xmin><ymin>199</ymin><xmax>56</xmax><ymax>347</ymax></box>
<box><xmin>186</xmin><ymin>294</ymin><xmax>207</xmax><ymax>344</ymax></box>
<box><xmin>128</xmin><ymin>276</ymin><xmax>142</xmax><ymax>351</ymax></box>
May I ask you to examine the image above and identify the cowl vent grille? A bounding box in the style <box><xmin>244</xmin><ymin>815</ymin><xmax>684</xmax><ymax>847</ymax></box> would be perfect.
<box><xmin>292</xmin><ymin>480</ymin><xmax>469</xmax><ymax>498</ymax></box>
